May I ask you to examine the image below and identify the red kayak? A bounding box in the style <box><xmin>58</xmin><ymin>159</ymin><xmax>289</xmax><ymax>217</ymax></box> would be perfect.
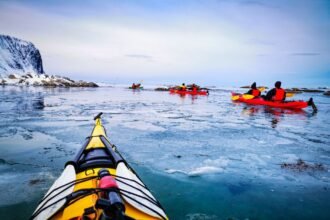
<box><xmin>170</xmin><ymin>89</ymin><xmax>208</xmax><ymax>96</ymax></box>
<box><xmin>231</xmin><ymin>93</ymin><xmax>316</xmax><ymax>110</ymax></box>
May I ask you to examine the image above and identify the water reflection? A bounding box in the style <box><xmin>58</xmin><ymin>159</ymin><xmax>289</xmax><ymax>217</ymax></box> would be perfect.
<box><xmin>169</xmin><ymin>92</ymin><xmax>204</xmax><ymax>104</ymax></box>
<box><xmin>0</xmin><ymin>87</ymin><xmax>45</xmax><ymax>118</ymax></box>
<box><xmin>241</xmin><ymin>105</ymin><xmax>309</xmax><ymax>128</ymax></box>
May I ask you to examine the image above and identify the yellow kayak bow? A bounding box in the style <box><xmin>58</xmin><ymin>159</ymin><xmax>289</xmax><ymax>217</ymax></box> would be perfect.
<box><xmin>31</xmin><ymin>113</ymin><xmax>168</xmax><ymax>220</ymax></box>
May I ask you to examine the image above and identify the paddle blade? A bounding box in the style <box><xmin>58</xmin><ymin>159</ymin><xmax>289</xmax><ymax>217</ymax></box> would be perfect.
<box><xmin>258</xmin><ymin>87</ymin><xmax>266</xmax><ymax>92</ymax></box>
<box><xmin>286</xmin><ymin>92</ymin><xmax>294</xmax><ymax>98</ymax></box>
<box><xmin>242</xmin><ymin>94</ymin><xmax>255</xmax><ymax>100</ymax></box>
<box><xmin>231</xmin><ymin>95</ymin><xmax>240</xmax><ymax>101</ymax></box>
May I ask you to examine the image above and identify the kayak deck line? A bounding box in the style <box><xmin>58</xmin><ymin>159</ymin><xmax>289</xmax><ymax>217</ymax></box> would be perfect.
<box><xmin>31</xmin><ymin>112</ymin><xmax>168</xmax><ymax>220</ymax></box>
<box><xmin>169</xmin><ymin>89</ymin><xmax>209</xmax><ymax>96</ymax></box>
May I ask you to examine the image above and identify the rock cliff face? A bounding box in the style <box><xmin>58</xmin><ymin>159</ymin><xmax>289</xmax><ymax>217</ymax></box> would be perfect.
<box><xmin>0</xmin><ymin>35</ymin><xmax>98</xmax><ymax>87</ymax></box>
<box><xmin>0</xmin><ymin>35</ymin><xmax>44</xmax><ymax>75</ymax></box>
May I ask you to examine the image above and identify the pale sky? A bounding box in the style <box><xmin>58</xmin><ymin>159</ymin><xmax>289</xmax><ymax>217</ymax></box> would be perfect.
<box><xmin>0</xmin><ymin>0</ymin><xmax>329</xmax><ymax>86</ymax></box>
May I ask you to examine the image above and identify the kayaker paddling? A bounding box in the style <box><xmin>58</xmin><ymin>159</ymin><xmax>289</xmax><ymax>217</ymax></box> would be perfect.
<box><xmin>179</xmin><ymin>83</ymin><xmax>187</xmax><ymax>91</ymax></box>
<box><xmin>264</xmin><ymin>81</ymin><xmax>286</xmax><ymax>101</ymax></box>
<box><xmin>170</xmin><ymin>83</ymin><xmax>208</xmax><ymax>96</ymax></box>
<box><xmin>245</xmin><ymin>82</ymin><xmax>261</xmax><ymax>98</ymax></box>
<box><xmin>131</xmin><ymin>83</ymin><xmax>141</xmax><ymax>89</ymax></box>
<box><xmin>191</xmin><ymin>84</ymin><xmax>197</xmax><ymax>92</ymax></box>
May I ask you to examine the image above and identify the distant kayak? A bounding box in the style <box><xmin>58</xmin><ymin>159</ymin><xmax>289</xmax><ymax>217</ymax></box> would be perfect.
<box><xmin>231</xmin><ymin>92</ymin><xmax>316</xmax><ymax>110</ymax></box>
<box><xmin>129</xmin><ymin>86</ymin><xmax>143</xmax><ymax>89</ymax></box>
<box><xmin>170</xmin><ymin>89</ymin><xmax>208</xmax><ymax>96</ymax></box>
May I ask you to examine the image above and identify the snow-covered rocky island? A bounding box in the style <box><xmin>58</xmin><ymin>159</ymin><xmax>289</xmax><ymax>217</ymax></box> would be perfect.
<box><xmin>0</xmin><ymin>35</ymin><xmax>98</xmax><ymax>87</ymax></box>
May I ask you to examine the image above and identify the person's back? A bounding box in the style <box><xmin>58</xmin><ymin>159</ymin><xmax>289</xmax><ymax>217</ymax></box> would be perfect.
<box><xmin>246</xmin><ymin>82</ymin><xmax>261</xmax><ymax>97</ymax></box>
<box><xmin>191</xmin><ymin>84</ymin><xmax>198</xmax><ymax>92</ymax></box>
<box><xmin>265</xmin><ymin>81</ymin><xmax>286</xmax><ymax>101</ymax></box>
<box><xmin>180</xmin><ymin>83</ymin><xmax>187</xmax><ymax>91</ymax></box>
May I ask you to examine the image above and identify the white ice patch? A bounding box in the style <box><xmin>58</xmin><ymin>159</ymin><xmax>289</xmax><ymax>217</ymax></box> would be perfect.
<box><xmin>122</xmin><ymin>121</ymin><xmax>166</xmax><ymax>132</ymax></box>
<box><xmin>273</xmin><ymin>138</ymin><xmax>295</xmax><ymax>145</ymax></box>
<box><xmin>165</xmin><ymin>167</ymin><xmax>224</xmax><ymax>176</ymax></box>
<box><xmin>165</xmin><ymin>169</ymin><xmax>187</xmax><ymax>174</ymax></box>
<box><xmin>188</xmin><ymin>157</ymin><xmax>229</xmax><ymax>176</ymax></box>
<box><xmin>203</xmin><ymin>158</ymin><xmax>230</xmax><ymax>167</ymax></box>
<box><xmin>166</xmin><ymin>157</ymin><xmax>229</xmax><ymax>176</ymax></box>
<box><xmin>282</xmin><ymin>154</ymin><xmax>299</xmax><ymax>163</ymax></box>
<box><xmin>188</xmin><ymin>166</ymin><xmax>224</xmax><ymax>176</ymax></box>
<box><xmin>241</xmin><ymin>153</ymin><xmax>267</xmax><ymax>166</ymax></box>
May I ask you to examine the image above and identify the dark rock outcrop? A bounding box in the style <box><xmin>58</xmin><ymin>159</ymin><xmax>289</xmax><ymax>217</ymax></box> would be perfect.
<box><xmin>155</xmin><ymin>87</ymin><xmax>169</xmax><ymax>91</ymax></box>
<box><xmin>240</xmin><ymin>85</ymin><xmax>268</xmax><ymax>89</ymax></box>
<box><xmin>287</xmin><ymin>88</ymin><xmax>324</xmax><ymax>93</ymax></box>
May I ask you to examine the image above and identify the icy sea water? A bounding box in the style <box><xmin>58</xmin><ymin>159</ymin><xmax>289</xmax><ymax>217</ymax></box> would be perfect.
<box><xmin>0</xmin><ymin>85</ymin><xmax>329</xmax><ymax>220</ymax></box>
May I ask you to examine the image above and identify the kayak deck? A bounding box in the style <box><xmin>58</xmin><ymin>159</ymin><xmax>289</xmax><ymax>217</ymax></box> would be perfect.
<box><xmin>231</xmin><ymin>93</ymin><xmax>309</xmax><ymax>109</ymax></box>
<box><xmin>32</xmin><ymin>113</ymin><xmax>167</xmax><ymax>220</ymax></box>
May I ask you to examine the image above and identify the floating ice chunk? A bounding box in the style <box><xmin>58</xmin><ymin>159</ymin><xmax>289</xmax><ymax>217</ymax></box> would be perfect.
<box><xmin>165</xmin><ymin>169</ymin><xmax>187</xmax><ymax>174</ymax></box>
<box><xmin>188</xmin><ymin>166</ymin><xmax>224</xmax><ymax>176</ymax></box>
<box><xmin>165</xmin><ymin>157</ymin><xmax>229</xmax><ymax>176</ymax></box>
<box><xmin>122</xmin><ymin>121</ymin><xmax>166</xmax><ymax>132</ymax></box>
<box><xmin>282</xmin><ymin>154</ymin><xmax>299</xmax><ymax>163</ymax></box>
<box><xmin>204</xmin><ymin>157</ymin><xmax>230</xmax><ymax>167</ymax></box>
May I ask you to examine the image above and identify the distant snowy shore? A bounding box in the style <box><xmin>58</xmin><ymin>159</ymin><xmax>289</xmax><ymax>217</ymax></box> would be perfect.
<box><xmin>0</xmin><ymin>72</ymin><xmax>98</xmax><ymax>87</ymax></box>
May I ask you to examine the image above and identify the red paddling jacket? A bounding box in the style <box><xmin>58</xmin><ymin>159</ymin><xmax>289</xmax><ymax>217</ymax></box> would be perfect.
<box><xmin>272</xmin><ymin>88</ymin><xmax>286</xmax><ymax>101</ymax></box>
<box><xmin>251</xmin><ymin>89</ymin><xmax>261</xmax><ymax>97</ymax></box>
<box><xmin>265</xmin><ymin>88</ymin><xmax>286</xmax><ymax>101</ymax></box>
<box><xmin>247</xmin><ymin>88</ymin><xmax>261</xmax><ymax>97</ymax></box>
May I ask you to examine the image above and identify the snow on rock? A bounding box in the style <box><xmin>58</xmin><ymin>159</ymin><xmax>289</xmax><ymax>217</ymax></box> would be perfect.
<box><xmin>0</xmin><ymin>34</ymin><xmax>44</xmax><ymax>76</ymax></box>
<box><xmin>0</xmin><ymin>72</ymin><xmax>98</xmax><ymax>87</ymax></box>
<box><xmin>0</xmin><ymin>35</ymin><xmax>98</xmax><ymax>87</ymax></box>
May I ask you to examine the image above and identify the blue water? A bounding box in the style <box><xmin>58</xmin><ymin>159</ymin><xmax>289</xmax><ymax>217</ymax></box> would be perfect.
<box><xmin>0</xmin><ymin>85</ymin><xmax>329</xmax><ymax>220</ymax></box>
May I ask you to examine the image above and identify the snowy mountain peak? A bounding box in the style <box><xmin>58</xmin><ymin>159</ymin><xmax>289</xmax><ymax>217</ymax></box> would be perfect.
<box><xmin>0</xmin><ymin>34</ymin><xmax>44</xmax><ymax>76</ymax></box>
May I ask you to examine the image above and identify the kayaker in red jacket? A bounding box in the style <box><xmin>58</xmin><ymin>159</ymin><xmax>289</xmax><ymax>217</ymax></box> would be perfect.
<box><xmin>190</xmin><ymin>83</ymin><xmax>198</xmax><ymax>92</ymax></box>
<box><xmin>245</xmin><ymin>82</ymin><xmax>261</xmax><ymax>97</ymax></box>
<box><xmin>265</xmin><ymin>81</ymin><xmax>286</xmax><ymax>101</ymax></box>
<box><xmin>131</xmin><ymin>83</ymin><xmax>141</xmax><ymax>89</ymax></box>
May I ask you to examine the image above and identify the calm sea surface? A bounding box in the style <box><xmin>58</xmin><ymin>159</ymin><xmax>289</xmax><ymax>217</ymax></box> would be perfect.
<box><xmin>0</xmin><ymin>85</ymin><xmax>329</xmax><ymax>220</ymax></box>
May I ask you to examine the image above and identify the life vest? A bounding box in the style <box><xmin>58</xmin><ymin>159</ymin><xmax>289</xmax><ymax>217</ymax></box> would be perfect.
<box><xmin>192</xmin><ymin>87</ymin><xmax>197</xmax><ymax>92</ymax></box>
<box><xmin>180</xmin><ymin>85</ymin><xmax>187</xmax><ymax>91</ymax></box>
<box><xmin>273</xmin><ymin>88</ymin><xmax>285</xmax><ymax>101</ymax></box>
<box><xmin>251</xmin><ymin>89</ymin><xmax>260</xmax><ymax>97</ymax></box>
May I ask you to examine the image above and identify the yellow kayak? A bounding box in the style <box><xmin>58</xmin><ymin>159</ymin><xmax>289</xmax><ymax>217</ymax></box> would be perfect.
<box><xmin>31</xmin><ymin>113</ymin><xmax>168</xmax><ymax>220</ymax></box>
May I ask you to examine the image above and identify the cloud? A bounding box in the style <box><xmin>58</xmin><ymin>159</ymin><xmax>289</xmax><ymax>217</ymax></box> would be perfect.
<box><xmin>256</xmin><ymin>54</ymin><xmax>269</xmax><ymax>57</ymax></box>
<box><xmin>238</xmin><ymin>0</ymin><xmax>277</xmax><ymax>9</ymax></box>
<box><xmin>290</xmin><ymin>52</ymin><xmax>321</xmax><ymax>56</ymax></box>
<box><xmin>245</xmin><ymin>39</ymin><xmax>276</xmax><ymax>46</ymax></box>
<box><xmin>125</xmin><ymin>54</ymin><xmax>153</xmax><ymax>60</ymax></box>
<box><xmin>0</xmin><ymin>0</ymin><xmax>329</xmax><ymax>85</ymax></box>
<box><xmin>239</xmin><ymin>0</ymin><xmax>267</xmax><ymax>6</ymax></box>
